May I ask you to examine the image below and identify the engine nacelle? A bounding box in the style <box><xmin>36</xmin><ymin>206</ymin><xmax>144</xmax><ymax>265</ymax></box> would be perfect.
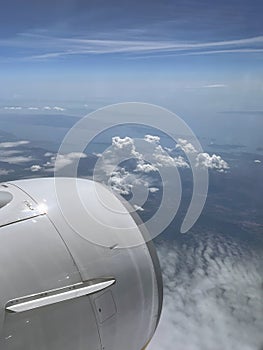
<box><xmin>0</xmin><ymin>178</ymin><xmax>162</xmax><ymax>350</ymax></box>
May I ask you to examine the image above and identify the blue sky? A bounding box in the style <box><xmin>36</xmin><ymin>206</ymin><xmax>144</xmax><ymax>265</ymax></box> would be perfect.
<box><xmin>0</xmin><ymin>0</ymin><xmax>263</xmax><ymax>146</ymax></box>
<box><xmin>1</xmin><ymin>0</ymin><xmax>263</xmax><ymax>64</ymax></box>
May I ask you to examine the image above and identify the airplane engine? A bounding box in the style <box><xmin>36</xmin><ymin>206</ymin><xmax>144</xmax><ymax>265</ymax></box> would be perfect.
<box><xmin>0</xmin><ymin>178</ymin><xmax>162</xmax><ymax>350</ymax></box>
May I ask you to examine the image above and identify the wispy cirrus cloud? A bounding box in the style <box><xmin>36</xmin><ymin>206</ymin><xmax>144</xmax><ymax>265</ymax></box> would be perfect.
<box><xmin>1</xmin><ymin>32</ymin><xmax>263</xmax><ymax>60</ymax></box>
<box><xmin>178</xmin><ymin>48</ymin><xmax>263</xmax><ymax>57</ymax></box>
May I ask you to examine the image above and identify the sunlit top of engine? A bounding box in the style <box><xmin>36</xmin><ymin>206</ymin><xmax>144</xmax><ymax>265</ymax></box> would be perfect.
<box><xmin>0</xmin><ymin>178</ymin><xmax>148</xmax><ymax>248</ymax></box>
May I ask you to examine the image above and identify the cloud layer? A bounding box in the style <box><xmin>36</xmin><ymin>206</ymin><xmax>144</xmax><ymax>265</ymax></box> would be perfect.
<box><xmin>149</xmin><ymin>235</ymin><xmax>263</xmax><ymax>350</ymax></box>
<box><xmin>2</xmin><ymin>106</ymin><xmax>66</xmax><ymax>112</ymax></box>
<box><xmin>44</xmin><ymin>152</ymin><xmax>87</xmax><ymax>172</ymax></box>
<box><xmin>0</xmin><ymin>141</ymin><xmax>29</xmax><ymax>148</ymax></box>
<box><xmin>0</xmin><ymin>168</ymin><xmax>13</xmax><ymax>176</ymax></box>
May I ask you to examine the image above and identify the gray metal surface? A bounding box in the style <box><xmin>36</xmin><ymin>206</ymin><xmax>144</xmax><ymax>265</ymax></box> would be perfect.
<box><xmin>0</xmin><ymin>183</ymin><xmax>45</xmax><ymax>228</ymax></box>
<box><xmin>0</xmin><ymin>177</ymin><xmax>163</xmax><ymax>350</ymax></box>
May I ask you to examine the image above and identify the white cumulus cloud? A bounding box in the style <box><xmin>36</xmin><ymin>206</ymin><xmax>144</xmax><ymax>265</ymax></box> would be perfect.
<box><xmin>135</xmin><ymin>160</ymin><xmax>158</xmax><ymax>173</ymax></box>
<box><xmin>92</xmin><ymin>135</ymin><xmax>228</xmax><ymax>198</ymax></box>
<box><xmin>133</xmin><ymin>204</ymin><xmax>144</xmax><ymax>212</ymax></box>
<box><xmin>107</xmin><ymin>168</ymin><xmax>134</xmax><ymax>195</ymax></box>
<box><xmin>144</xmin><ymin>134</ymin><xmax>160</xmax><ymax>144</ymax></box>
<box><xmin>44</xmin><ymin>152</ymin><xmax>53</xmax><ymax>157</ymax></box>
<box><xmin>42</xmin><ymin>106</ymin><xmax>66</xmax><ymax>111</ymax></box>
<box><xmin>196</xmin><ymin>153</ymin><xmax>229</xmax><ymax>172</ymax></box>
<box><xmin>111</xmin><ymin>136</ymin><xmax>140</xmax><ymax>159</ymax></box>
<box><xmin>176</xmin><ymin>138</ymin><xmax>197</xmax><ymax>154</ymax></box>
<box><xmin>30</xmin><ymin>165</ymin><xmax>42</xmax><ymax>172</ymax></box>
<box><xmin>53</xmin><ymin>106</ymin><xmax>65</xmax><ymax>111</ymax></box>
<box><xmin>149</xmin><ymin>187</ymin><xmax>159</xmax><ymax>193</ymax></box>
<box><xmin>153</xmin><ymin>145</ymin><xmax>189</xmax><ymax>168</ymax></box>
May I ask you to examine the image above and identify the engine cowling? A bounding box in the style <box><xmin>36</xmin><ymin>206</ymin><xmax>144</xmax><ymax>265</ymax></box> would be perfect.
<box><xmin>0</xmin><ymin>178</ymin><xmax>162</xmax><ymax>350</ymax></box>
